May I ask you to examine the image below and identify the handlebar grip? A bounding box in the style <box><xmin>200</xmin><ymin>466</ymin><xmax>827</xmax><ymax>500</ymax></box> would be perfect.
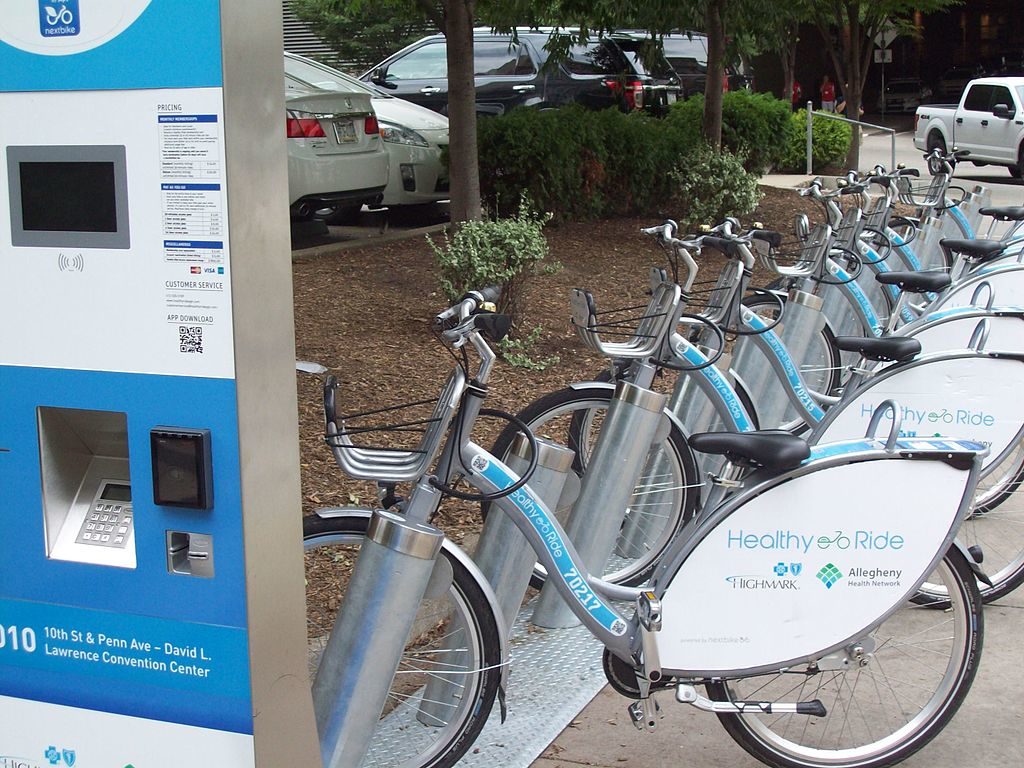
<box><xmin>702</xmin><ymin>236</ymin><xmax>742</xmax><ymax>258</ymax></box>
<box><xmin>897</xmin><ymin>168</ymin><xmax>920</xmax><ymax>177</ymax></box>
<box><xmin>750</xmin><ymin>230</ymin><xmax>783</xmax><ymax>249</ymax></box>
<box><xmin>868</xmin><ymin>175</ymin><xmax>891</xmax><ymax>189</ymax></box>
<box><xmin>474</xmin><ymin>285</ymin><xmax>502</xmax><ymax>304</ymax></box>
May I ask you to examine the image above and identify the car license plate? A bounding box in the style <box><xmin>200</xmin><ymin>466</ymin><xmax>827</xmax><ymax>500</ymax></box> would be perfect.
<box><xmin>333</xmin><ymin>118</ymin><xmax>356</xmax><ymax>144</ymax></box>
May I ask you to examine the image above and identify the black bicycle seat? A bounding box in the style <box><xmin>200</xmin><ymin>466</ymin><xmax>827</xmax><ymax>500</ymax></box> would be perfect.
<box><xmin>939</xmin><ymin>238</ymin><xmax>1007</xmax><ymax>262</ymax></box>
<box><xmin>979</xmin><ymin>206</ymin><xmax>1024</xmax><ymax>222</ymax></box>
<box><xmin>688</xmin><ymin>430</ymin><xmax>810</xmax><ymax>472</ymax></box>
<box><xmin>875</xmin><ymin>271</ymin><xmax>951</xmax><ymax>293</ymax></box>
<box><xmin>833</xmin><ymin>336</ymin><xmax>921</xmax><ymax>363</ymax></box>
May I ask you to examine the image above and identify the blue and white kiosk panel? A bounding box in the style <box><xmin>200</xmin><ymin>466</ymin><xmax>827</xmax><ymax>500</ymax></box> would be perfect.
<box><xmin>1</xmin><ymin>2</ymin><xmax>258</xmax><ymax>765</ymax></box>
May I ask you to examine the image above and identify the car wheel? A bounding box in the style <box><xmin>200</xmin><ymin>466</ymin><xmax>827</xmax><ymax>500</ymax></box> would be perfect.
<box><xmin>317</xmin><ymin>204</ymin><xmax>362</xmax><ymax>225</ymax></box>
<box><xmin>927</xmin><ymin>130</ymin><xmax>947</xmax><ymax>156</ymax></box>
<box><xmin>1010</xmin><ymin>146</ymin><xmax>1024</xmax><ymax>179</ymax></box>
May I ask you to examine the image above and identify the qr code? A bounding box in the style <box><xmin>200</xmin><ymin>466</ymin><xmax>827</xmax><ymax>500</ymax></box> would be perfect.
<box><xmin>179</xmin><ymin>325</ymin><xmax>204</xmax><ymax>353</ymax></box>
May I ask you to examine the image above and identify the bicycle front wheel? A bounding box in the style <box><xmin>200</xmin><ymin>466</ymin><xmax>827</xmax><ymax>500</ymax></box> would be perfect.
<box><xmin>489</xmin><ymin>385</ymin><xmax>699</xmax><ymax>587</ymax></box>
<box><xmin>304</xmin><ymin>512</ymin><xmax>501</xmax><ymax>768</ymax></box>
<box><xmin>706</xmin><ymin>547</ymin><xmax>982</xmax><ymax>768</ymax></box>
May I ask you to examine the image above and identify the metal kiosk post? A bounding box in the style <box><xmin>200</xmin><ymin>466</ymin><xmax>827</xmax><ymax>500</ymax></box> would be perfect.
<box><xmin>0</xmin><ymin>2</ymin><xmax>319</xmax><ymax>766</ymax></box>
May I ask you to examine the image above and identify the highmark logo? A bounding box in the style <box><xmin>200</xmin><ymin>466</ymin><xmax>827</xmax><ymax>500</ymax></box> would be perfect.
<box><xmin>816</xmin><ymin>563</ymin><xmax>843</xmax><ymax>589</ymax></box>
<box><xmin>38</xmin><ymin>1</ymin><xmax>80</xmax><ymax>37</ymax></box>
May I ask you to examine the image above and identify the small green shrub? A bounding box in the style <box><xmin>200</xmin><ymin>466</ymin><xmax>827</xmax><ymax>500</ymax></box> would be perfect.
<box><xmin>666</xmin><ymin>91</ymin><xmax>794</xmax><ymax>172</ymax></box>
<box><xmin>777</xmin><ymin>109</ymin><xmax>852</xmax><ymax>173</ymax></box>
<box><xmin>498</xmin><ymin>326</ymin><xmax>560</xmax><ymax>370</ymax></box>
<box><xmin>669</xmin><ymin>144</ymin><xmax>762</xmax><ymax>228</ymax></box>
<box><xmin>429</xmin><ymin>197</ymin><xmax>553</xmax><ymax>330</ymax></box>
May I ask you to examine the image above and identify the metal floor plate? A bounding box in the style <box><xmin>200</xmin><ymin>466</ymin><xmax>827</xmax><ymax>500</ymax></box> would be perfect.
<box><xmin>456</xmin><ymin>599</ymin><xmax>610</xmax><ymax>768</ymax></box>
<box><xmin>363</xmin><ymin>596</ymin><xmax>613</xmax><ymax>768</ymax></box>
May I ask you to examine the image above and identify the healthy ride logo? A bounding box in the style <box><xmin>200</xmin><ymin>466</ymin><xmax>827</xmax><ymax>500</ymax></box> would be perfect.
<box><xmin>726</xmin><ymin>528</ymin><xmax>905</xmax><ymax>553</ymax></box>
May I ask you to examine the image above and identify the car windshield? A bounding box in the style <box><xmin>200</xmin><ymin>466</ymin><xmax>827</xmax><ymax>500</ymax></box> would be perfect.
<box><xmin>887</xmin><ymin>81</ymin><xmax>921</xmax><ymax>93</ymax></box>
<box><xmin>285</xmin><ymin>55</ymin><xmax>387</xmax><ymax>98</ymax></box>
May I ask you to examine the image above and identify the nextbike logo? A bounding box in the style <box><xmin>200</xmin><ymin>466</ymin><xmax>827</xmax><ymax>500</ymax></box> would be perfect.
<box><xmin>38</xmin><ymin>1</ymin><xmax>80</xmax><ymax>37</ymax></box>
<box><xmin>727</xmin><ymin>529</ymin><xmax>905</xmax><ymax>553</ymax></box>
<box><xmin>859</xmin><ymin>403</ymin><xmax>996</xmax><ymax>428</ymax></box>
<box><xmin>816</xmin><ymin>563</ymin><xmax>843</xmax><ymax>589</ymax></box>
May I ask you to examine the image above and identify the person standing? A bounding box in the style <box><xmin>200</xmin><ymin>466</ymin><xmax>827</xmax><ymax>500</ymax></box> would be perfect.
<box><xmin>792</xmin><ymin>79</ymin><xmax>803</xmax><ymax>112</ymax></box>
<box><xmin>820</xmin><ymin>74</ymin><xmax>836</xmax><ymax>112</ymax></box>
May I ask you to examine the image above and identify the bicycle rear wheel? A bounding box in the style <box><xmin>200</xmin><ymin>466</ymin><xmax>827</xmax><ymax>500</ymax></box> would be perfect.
<box><xmin>304</xmin><ymin>512</ymin><xmax>501</xmax><ymax>768</ymax></box>
<box><xmin>706</xmin><ymin>547</ymin><xmax>982</xmax><ymax>768</ymax></box>
<box><xmin>489</xmin><ymin>385</ymin><xmax>698</xmax><ymax>587</ymax></box>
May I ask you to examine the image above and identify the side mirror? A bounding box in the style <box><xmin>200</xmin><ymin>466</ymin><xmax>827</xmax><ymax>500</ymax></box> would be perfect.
<box><xmin>993</xmin><ymin>103</ymin><xmax>1014</xmax><ymax>119</ymax></box>
<box><xmin>369</xmin><ymin>67</ymin><xmax>396</xmax><ymax>89</ymax></box>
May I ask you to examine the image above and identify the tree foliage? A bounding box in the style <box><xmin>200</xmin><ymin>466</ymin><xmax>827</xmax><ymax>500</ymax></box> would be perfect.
<box><xmin>290</xmin><ymin>0</ymin><xmax>434</xmax><ymax>70</ymax></box>
<box><xmin>804</xmin><ymin>0</ymin><xmax>960</xmax><ymax>168</ymax></box>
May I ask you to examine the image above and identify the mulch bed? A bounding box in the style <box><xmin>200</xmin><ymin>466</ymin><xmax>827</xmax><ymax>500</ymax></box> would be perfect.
<box><xmin>293</xmin><ymin>185</ymin><xmax>818</xmax><ymax>539</ymax></box>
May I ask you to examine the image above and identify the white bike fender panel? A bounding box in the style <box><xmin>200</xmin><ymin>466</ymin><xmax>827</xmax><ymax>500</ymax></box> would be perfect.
<box><xmin>907</xmin><ymin>315</ymin><xmax>1024</xmax><ymax>355</ymax></box>
<box><xmin>657</xmin><ymin>458</ymin><xmax>966</xmax><ymax>673</ymax></box>
<box><xmin>818</xmin><ymin>355</ymin><xmax>1024</xmax><ymax>467</ymax></box>
<box><xmin>940</xmin><ymin>268</ymin><xmax>1024</xmax><ymax>310</ymax></box>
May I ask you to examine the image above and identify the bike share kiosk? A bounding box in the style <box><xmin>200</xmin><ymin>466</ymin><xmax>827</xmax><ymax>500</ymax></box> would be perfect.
<box><xmin>0</xmin><ymin>2</ymin><xmax>320</xmax><ymax>764</ymax></box>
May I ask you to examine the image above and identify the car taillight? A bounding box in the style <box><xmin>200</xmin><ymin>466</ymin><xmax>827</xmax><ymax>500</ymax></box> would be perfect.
<box><xmin>365</xmin><ymin>114</ymin><xmax>379</xmax><ymax>135</ymax></box>
<box><xmin>914</xmin><ymin>114</ymin><xmax>919</xmax><ymax>132</ymax></box>
<box><xmin>286</xmin><ymin>110</ymin><xmax>326</xmax><ymax>138</ymax></box>
<box><xmin>604</xmin><ymin>78</ymin><xmax>644</xmax><ymax>110</ymax></box>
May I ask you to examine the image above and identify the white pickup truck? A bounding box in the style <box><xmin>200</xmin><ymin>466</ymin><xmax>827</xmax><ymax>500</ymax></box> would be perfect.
<box><xmin>914</xmin><ymin>76</ymin><xmax>1024</xmax><ymax>177</ymax></box>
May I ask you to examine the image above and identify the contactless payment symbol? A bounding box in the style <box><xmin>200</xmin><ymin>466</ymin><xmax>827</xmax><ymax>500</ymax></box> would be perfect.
<box><xmin>39</xmin><ymin>1</ymin><xmax>80</xmax><ymax>37</ymax></box>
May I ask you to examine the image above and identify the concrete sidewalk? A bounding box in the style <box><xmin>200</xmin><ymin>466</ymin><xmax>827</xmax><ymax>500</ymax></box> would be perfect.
<box><xmin>530</xmin><ymin>595</ymin><xmax>1024</xmax><ymax>768</ymax></box>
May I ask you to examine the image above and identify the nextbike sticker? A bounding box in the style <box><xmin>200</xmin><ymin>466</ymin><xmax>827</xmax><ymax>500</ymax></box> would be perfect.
<box><xmin>38</xmin><ymin>0</ymin><xmax>80</xmax><ymax>37</ymax></box>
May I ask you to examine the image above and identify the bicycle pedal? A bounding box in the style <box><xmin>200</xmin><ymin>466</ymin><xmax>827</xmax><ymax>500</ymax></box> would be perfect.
<box><xmin>627</xmin><ymin>698</ymin><xmax>661</xmax><ymax>732</ymax></box>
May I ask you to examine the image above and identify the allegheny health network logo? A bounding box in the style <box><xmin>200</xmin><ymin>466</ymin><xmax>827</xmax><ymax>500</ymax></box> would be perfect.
<box><xmin>816</xmin><ymin>563</ymin><xmax>843</xmax><ymax>589</ymax></box>
<box><xmin>38</xmin><ymin>1</ymin><xmax>81</xmax><ymax>38</ymax></box>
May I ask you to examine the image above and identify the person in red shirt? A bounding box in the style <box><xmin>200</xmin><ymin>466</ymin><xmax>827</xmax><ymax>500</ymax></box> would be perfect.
<box><xmin>820</xmin><ymin>74</ymin><xmax>836</xmax><ymax>112</ymax></box>
<box><xmin>792</xmin><ymin>79</ymin><xmax>803</xmax><ymax>111</ymax></box>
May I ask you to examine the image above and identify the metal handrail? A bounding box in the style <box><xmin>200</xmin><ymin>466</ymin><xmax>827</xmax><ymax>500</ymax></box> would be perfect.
<box><xmin>804</xmin><ymin>101</ymin><xmax>896</xmax><ymax>174</ymax></box>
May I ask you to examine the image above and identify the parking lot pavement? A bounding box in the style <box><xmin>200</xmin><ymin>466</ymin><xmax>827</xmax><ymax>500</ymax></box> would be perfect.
<box><xmin>289</xmin><ymin>202</ymin><xmax>449</xmax><ymax>256</ymax></box>
<box><xmin>530</xmin><ymin>594</ymin><xmax>1024</xmax><ymax>768</ymax></box>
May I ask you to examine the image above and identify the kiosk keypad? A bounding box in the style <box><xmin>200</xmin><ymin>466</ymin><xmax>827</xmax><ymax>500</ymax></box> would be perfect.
<box><xmin>75</xmin><ymin>481</ymin><xmax>133</xmax><ymax>548</ymax></box>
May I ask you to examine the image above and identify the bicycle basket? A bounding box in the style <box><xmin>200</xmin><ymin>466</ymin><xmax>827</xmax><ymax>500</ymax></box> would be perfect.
<box><xmin>569</xmin><ymin>281</ymin><xmax>682</xmax><ymax>359</ymax></box>
<box><xmin>324</xmin><ymin>367</ymin><xmax>467</xmax><ymax>482</ymax></box>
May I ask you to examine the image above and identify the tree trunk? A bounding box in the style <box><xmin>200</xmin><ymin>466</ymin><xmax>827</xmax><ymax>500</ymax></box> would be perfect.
<box><xmin>843</xmin><ymin>10</ymin><xmax>863</xmax><ymax>170</ymax></box>
<box><xmin>444</xmin><ymin>0</ymin><xmax>482</xmax><ymax>222</ymax></box>
<box><xmin>781</xmin><ymin>40</ymin><xmax>797</xmax><ymax>103</ymax></box>
<box><xmin>702</xmin><ymin>0</ymin><xmax>726</xmax><ymax>147</ymax></box>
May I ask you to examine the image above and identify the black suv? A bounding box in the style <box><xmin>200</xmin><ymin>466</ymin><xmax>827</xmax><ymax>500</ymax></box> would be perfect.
<box><xmin>361</xmin><ymin>29</ymin><xmax>682</xmax><ymax>117</ymax></box>
<box><xmin>656</xmin><ymin>32</ymin><xmax>752</xmax><ymax>97</ymax></box>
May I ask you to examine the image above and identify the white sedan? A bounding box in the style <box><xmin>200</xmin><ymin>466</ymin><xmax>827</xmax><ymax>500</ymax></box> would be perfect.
<box><xmin>285</xmin><ymin>72</ymin><xmax>389</xmax><ymax>222</ymax></box>
<box><xmin>285</xmin><ymin>52</ymin><xmax>449</xmax><ymax>208</ymax></box>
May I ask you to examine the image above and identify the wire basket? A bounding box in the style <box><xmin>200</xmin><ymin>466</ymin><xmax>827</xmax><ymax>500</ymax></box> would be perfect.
<box><xmin>569</xmin><ymin>281</ymin><xmax>682</xmax><ymax>359</ymax></box>
<box><xmin>895</xmin><ymin>174</ymin><xmax>946</xmax><ymax>208</ymax></box>
<box><xmin>323</xmin><ymin>367</ymin><xmax>467</xmax><ymax>482</ymax></box>
<box><xmin>756</xmin><ymin>223</ymin><xmax>832</xmax><ymax>278</ymax></box>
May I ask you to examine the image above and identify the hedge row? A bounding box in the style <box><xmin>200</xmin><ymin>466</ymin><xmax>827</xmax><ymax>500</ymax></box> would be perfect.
<box><xmin>475</xmin><ymin>91</ymin><xmax>851</xmax><ymax>221</ymax></box>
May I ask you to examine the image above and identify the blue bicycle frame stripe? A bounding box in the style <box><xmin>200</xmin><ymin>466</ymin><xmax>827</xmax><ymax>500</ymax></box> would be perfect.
<box><xmin>806</xmin><ymin>437</ymin><xmax>984</xmax><ymax>463</ymax></box>
<box><xmin>675</xmin><ymin>343</ymin><xmax>754</xmax><ymax>432</ymax></box>
<box><xmin>948</xmin><ymin>205</ymin><xmax>975</xmax><ymax>238</ymax></box>
<box><xmin>741</xmin><ymin>310</ymin><xmax>826</xmax><ymax>421</ymax></box>
<box><xmin>887</xmin><ymin>230</ymin><xmax>924</xmax><ymax>270</ymax></box>
<box><xmin>476</xmin><ymin>459</ymin><xmax>627</xmax><ymax>636</ymax></box>
<box><xmin>833</xmin><ymin>264</ymin><xmax>885</xmax><ymax>336</ymax></box>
